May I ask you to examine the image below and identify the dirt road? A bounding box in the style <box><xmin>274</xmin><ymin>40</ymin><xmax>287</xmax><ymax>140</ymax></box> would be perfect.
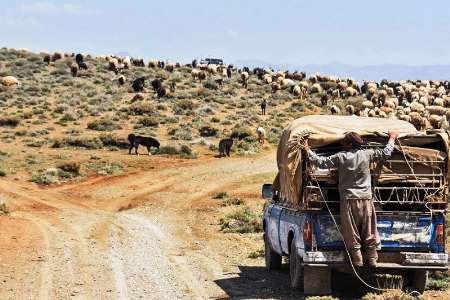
<box><xmin>0</xmin><ymin>151</ymin><xmax>288</xmax><ymax>299</ymax></box>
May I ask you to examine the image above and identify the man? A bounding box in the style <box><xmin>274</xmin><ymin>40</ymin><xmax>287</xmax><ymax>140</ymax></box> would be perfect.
<box><xmin>260</xmin><ymin>99</ymin><xmax>267</xmax><ymax>115</ymax></box>
<box><xmin>304</xmin><ymin>131</ymin><xmax>397</xmax><ymax>267</ymax></box>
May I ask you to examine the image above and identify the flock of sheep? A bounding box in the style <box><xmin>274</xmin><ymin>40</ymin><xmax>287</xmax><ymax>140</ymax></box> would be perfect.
<box><xmin>2</xmin><ymin>48</ymin><xmax>450</xmax><ymax>133</ymax></box>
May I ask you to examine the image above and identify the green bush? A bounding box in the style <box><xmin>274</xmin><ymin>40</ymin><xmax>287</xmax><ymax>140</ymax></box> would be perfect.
<box><xmin>219</xmin><ymin>206</ymin><xmax>262</xmax><ymax>233</ymax></box>
<box><xmin>248</xmin><ymin>249</ymin><xmax>264</xmax><ymax>259</ymax></box>
<box><xmin>138</xmin><ymin>116</ymin><xmax>159</xmax><ymax>127</ymax></box>
<box><xmin>87</xmin><ymin>117</ymin><xmax>121</xmax><ymax>131</ymax></box>
<box><xmin>199</xmin><ymin>126</ymin><xmax>218</xmax><ymax>137</ymax></box>
<box><xmin>231</xmin><ymin>126</ymin><xmax>254</xmax><ymax>140</ymax></box>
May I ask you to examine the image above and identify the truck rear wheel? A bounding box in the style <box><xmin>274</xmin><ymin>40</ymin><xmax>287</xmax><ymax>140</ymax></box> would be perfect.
<box><xmin>264</xmin><ymin>233</ymin><xmax>281</xmax><ymax>271</ymax></box>
<box><xmin>289</xmin><ymin>239</ymin><xmax>304</xmax><ymax>290</ymax></box>
<box><xmin>405</xmin><ymin>270</ymin><xmax>428</xmax><ymax>294</ymax></box>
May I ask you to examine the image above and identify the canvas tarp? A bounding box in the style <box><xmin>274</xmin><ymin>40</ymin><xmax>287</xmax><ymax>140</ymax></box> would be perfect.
<box><xmin>274</xmin><ymin>115</ymin><xmax>438</xmax><ymax>204</ymax></box>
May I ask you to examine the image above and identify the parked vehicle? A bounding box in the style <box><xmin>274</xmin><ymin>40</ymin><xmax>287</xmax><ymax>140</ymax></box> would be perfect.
<box><xmin>200</xmin><ymin>58</ymin><xmax>224</xmax><ymax>65</ymax></box>
<box><xmin>262</xmin><ymin>115</ymin><xmax>448</xmax><ymax>295</ymax></box>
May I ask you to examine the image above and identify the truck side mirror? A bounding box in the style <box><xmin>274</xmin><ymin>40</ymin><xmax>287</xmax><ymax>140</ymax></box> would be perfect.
<box><xmin>262</xmin><ymin>184</ymin><xmax>274</xmax><ymax>200</ymax></box>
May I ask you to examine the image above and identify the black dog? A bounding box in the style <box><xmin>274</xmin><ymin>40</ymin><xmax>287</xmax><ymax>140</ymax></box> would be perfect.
<box><xmin>218</xmin><ymin>138</ymin><xmax>234</xmax><ymax>157</ymax></box>
<box><xmin>128</xmin><ymin>134</ymin><xmax>160</xmax><ymax>155</ymax></box>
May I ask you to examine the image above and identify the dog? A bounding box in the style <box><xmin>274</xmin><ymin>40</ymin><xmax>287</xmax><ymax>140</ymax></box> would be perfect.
<box><xmin>128</xmin><ymin>134</ymin><xmax>160</xmax><ymax>155</ymax></box>
<box><xmin>218</xmin><ymin>138</ymin><xmax>234</xmax><ymax>157</ymax></box>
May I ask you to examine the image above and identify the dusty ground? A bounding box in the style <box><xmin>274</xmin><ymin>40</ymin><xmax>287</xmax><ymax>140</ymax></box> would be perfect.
<box><xmin>0</xmin><ymin>149</ymin><xmax>286</xmax><ymax>299</ymax></box>
<box><xmin>1</xmin><ymin>149</ymin><xmax>449</xmax><ymax>300</ymax></box>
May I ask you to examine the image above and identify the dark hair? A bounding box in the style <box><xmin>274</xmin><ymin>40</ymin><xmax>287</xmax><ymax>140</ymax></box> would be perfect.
<box><xmin>343</xmin><ymin>132</ymin><xmax>364</xmax><ymax>149</ymax></box>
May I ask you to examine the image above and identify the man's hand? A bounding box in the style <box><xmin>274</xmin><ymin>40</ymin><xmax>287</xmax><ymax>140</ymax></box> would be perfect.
<box><xmin>388</xmin><ymin>131</ymin><xmax>398</xmax><ymax>141</ymax></box>
<box><xmin>303</xmin><ymin>138</ymin><xmax>310</xmax><ymax>150</ymax></box>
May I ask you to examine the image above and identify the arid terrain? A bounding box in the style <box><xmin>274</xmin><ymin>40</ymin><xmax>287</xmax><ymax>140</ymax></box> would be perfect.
<box><xmin>1</xmin><ymin>48</ymin><xmax>449</xmax><ymax>299</ymax></box>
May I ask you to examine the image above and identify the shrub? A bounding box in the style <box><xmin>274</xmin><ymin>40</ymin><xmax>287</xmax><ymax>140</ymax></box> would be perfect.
<box><xmin>137</xmin><ymin>116</ymin><xmax>159</xmax><ymax>127</ymax></box>
<box><xmin>87</xmin><ymin>117</ymin><xmax>121</xmax><ymax>131</ymax></box>
<box><xmin>52</xmin><ymin>137</ymin><xmax>103</xmax><ymax>149</ymax></box>
<box><xmin>203</xmin><ymin>80</ymin><xmax>219</xmax><ymax>90</ymax></box>
<box><xmin>99</xmin><ymin>134</ymin><xmax>129</xmax><ymax>149</ymax></box>
<box><xmin>219</xmin><ymin>206</ymin><xmax>262</xmax><ymax>233</ymax></box>
<box><xmin>199</xmin><ymin>126</ymin><xmax>218</xmax><ymax>137</ymax></box>
<box><xmin>231</xmin><ymin>126</ymin><xmax>254</xmax><ymax>140</ymax></box>
<box><xmin>248</xmin><ymin>249</ymin><xmax>264</xmax><ymax>259</ymax></box>
<box><xmin>0</xmin><ymin>117</ymin><xmax>19</xmax><ymax>127</ymax></box>
<box><xmin>213</xmin><ymin>192</ymin><xmax>228</xmax><ymax>199</ymax></box>
<box><xmin>128</xmin><ymin>102</ymin><xmax>155</xmax><ymax>115</ymax></box>
<box><xmin>57</xmin><ymin>161</ymin><xmax>81</xmax><ymax>175</ymax></box>
<box><xmin>86</xmin><ymin>161</ymin><xmax>123</xmax><ymax>175</ymax></box>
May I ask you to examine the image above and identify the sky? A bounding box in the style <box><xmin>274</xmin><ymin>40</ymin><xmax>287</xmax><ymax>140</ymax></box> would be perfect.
<box><xmin>1</xmin><ymin>0</ymin><xmax>450</xmax><ymax>66</ymax></box>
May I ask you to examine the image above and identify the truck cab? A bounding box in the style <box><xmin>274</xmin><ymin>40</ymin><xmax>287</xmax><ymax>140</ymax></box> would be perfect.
<box><xmin>262</xmin><ymin>116</ymin><xmax>448</xmax><ymax>295</ymax></box>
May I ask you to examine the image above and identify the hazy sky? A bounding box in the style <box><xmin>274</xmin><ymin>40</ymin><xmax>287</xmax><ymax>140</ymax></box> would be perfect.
<box><xmin>1</xmin><ymin>0</ymin><xmax>449</xmax><ymax>66</ymax></box>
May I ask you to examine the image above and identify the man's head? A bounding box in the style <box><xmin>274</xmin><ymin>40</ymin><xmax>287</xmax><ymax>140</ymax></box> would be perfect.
<box><xmin>342</xmin><ymin>132</ymin><xmax>364</xmax><ymax>149</ymax></box>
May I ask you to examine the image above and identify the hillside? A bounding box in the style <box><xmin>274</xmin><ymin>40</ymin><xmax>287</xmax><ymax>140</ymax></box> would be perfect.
<box><xmin>0</xmin><ymin>48</ymin><xmax>334</xmax><ymax>183</ymax></box>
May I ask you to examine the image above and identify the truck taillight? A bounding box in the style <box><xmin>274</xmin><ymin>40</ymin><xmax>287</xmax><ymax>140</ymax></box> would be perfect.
<box><xmin>435</xmin><ymin>224</ymin><xmax>444</xmax><ymax>245</ymax></box>
<box><xmin>303</xmin><ymin>221</ymin><xmax>313</xmax><ymax>245</ymax></box>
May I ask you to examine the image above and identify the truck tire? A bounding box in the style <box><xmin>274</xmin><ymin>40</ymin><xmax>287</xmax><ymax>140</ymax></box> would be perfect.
<box><xmin>264</xmin><ymin>233</ymin><xmax>281</xmax><ymax>271</ymax></box>
<box><xmin>406</xmin><ymin>270</ymin><xmax>428</xmax><ymax>294</ymax></box>
<box><xmin>289</xmin><ymin>239</ymin><xmax>304</xmax><ymax>290</ymax></box>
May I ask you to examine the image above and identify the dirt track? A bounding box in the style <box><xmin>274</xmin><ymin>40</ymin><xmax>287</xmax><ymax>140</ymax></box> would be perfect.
<box><xmin>0</xmin><ymin>151</ymin><xmax>297</xmax><ymax>299</ymax></box>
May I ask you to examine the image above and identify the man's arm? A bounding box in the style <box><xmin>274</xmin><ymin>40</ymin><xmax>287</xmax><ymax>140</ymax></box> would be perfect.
<box><xmin>307</xmin><ymin>150</ymin><xmax>340</xmax><ymax>169</ymax></box>
<box><xmin>304</xmin><ymin>140</ymin><xmax>339</xmax><ymax>169</ymax></box>
<box><xmin>368</xmin><ymin>132</ymin><xmax>397</xmax><ymax>161</ymax></box>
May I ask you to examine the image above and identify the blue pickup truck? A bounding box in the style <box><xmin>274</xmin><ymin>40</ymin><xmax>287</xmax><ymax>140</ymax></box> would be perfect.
<box><xmin>262</xmin><ymin>116</ymin><xmax>448</xmax><ymax>295</ymax></box>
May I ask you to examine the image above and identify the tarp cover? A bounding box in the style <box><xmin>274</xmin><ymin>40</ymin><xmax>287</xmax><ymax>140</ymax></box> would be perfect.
<box><xmin>275</xmin><ymin>115</ymin><xmax>425</xmax><ymax>204</ymax></box>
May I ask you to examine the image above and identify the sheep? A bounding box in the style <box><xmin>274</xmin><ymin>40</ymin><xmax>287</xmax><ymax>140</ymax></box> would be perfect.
<box><xmin>156</xmin><ymin>86</ymin><xmax>167</xmax><ymax>98</ymax></box>
<box><xmin>271</xmin><ymin>82</ymin><xmax>281</xmax><ymax>93</ymax></box>
<box><xmin>165</xmin><ymin>63</ymin><xmax>175</xmax><ymax>72</ymax></box>
<box><xmin>75</xmin><ymin>53</ymin><xmax>84</xmax><ymax>65</ymax></box>
<box><xmin>123</xmin><ymin>57</ymin><xmax>131</xmax><ymax>69</ymax></box>
<box><xmin>51</xmin><ymin>52</ymin><xmax>64</xmax><ymax>62</ymax></box>
<box><xmin>148</xmin><ymin>59</ymin><xmax>159</xmax><ymax>68</ymax></box>
<box><xmin>132</xmin><ymin>77</ymin><xmax>146</xmax><ymax>92</ymax></box>
<box><xmin>118</xmin><ymin>75</ymin><xmax>126</xmax><ymax>85</ymax></box>
<box><xmin>151</xmin><ymin>78</ymin><xmax>163</xmax><ymax>91</ymax></box>
<box><xmin>426</xmin><ymin>105</ymin><xmax>446</xmax><ymax>116</ymax></box>
<box><xmin>292</xmin><ymin>85</ymin><xmax>301</xmax><ymax>96</ymax></box>
<box><xmin>256</xmin><ymin>127</ymin><xmax>266</xmax><ymax>144</ymax></box>
<box><xmin>361</xmin><ymin>100</ymin><xmax>374</xmax><ymax>109</ymax></box>
<box><xmin>433</xmin><ymin>98</ymin><xmax>445</xmax><ymax>106</ymax></box>
<box><xmin>345</xmin><ymin>104</ymin><xmax>355</xmax><ymax>115</ymax></box>
<box><xmin>384</xmin><ymin>99</ymin><xmax>396</xmax><ymax>109</ymax></box>
<box><xmin>410</xmin><ymin>101</ymin><xmax>425</xmax><ymax>113</ymax></box>
<box><xmin>207</xmin><ymin>64</ymin><xmax>218</xmax><ymax>75</ymax></box>
<box><xmin>310</xmin><ymin>83</ymin><xmax>323</xmax><ymax>94</ymax></box>
<box><xmin>0</xmin><ymin>76</ymin><xmax>21</xmax><ymax>87</ymax></box>
<box><xmin>337</xmin><ymin>81</ymin><xmax>348</xmax><ymax>90</ymax></box>
<box><xmin>263</xmin><ymin>74</ymin><xmax>272</xmax><ymax>84</ymax></box>
<box><xmin>345</xmin><ymin>87</ymin><xmax>358</xmax><ymax>97</ymax></box>
<box><xmin>281</xmin><ymin>78</ymin><xmax>295</xmax><ymax>89</ymax></box>
<box><xmin>378</xmin><ymin>111</ymin><xmax>388</xmax><ymax>118</ymax></box>
<box><xmin>70</xmin><ymin>63</ymin><xmax>78</xmax><ymax>77</ymax></box>
<box><xmin>330</xmin><ymin>105</ymin><xmax>340</xmax><ymax>114</ymax></box>
<box><xmin>429</xmin><ymin>114</ymin><xmax>443</xmax><ymax>129</ymax></box>
<box><xmin>43</xmin><ymin>54</ymin><xmax>51</xmax><ymax>64</ymax></box>
<box><xmin>241</xmin><ymin>71</ymin><xmax>249</xmax><ymax>88</ymax></box>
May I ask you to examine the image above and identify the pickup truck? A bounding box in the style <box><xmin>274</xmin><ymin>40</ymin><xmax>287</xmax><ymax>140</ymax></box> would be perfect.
<box><xmin>262</xmin><ymin>115</ymin><xmax>448</xmax><ymax>295</ymax></box>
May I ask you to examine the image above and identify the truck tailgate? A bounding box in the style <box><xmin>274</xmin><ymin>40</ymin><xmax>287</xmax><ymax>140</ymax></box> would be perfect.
<box><xmin>313</xmin><ymin>212</ymin><xmax>445</xmax><ymax>252</ymax></box>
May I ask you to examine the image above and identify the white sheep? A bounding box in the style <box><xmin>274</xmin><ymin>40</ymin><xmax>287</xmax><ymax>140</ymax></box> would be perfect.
<box><xmin>256</xmin><ymin>127</ymin><xmax>266</xmax><ymax>144</ymax></box>
<box><xmin>1</xmin><ymin>76</ymin><xmax>21</xmax><ymax>87</ymax></box>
